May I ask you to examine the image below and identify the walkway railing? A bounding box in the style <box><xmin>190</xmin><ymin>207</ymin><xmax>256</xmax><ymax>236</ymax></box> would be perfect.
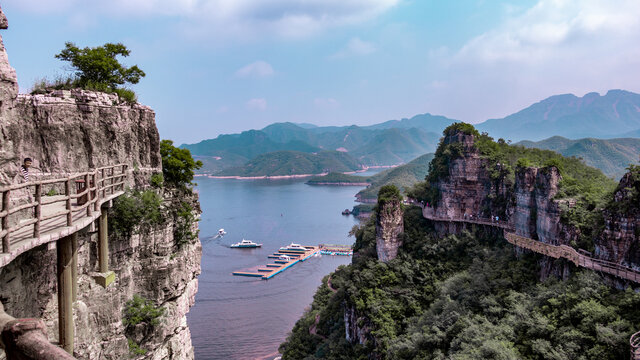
<box><xmin>0</xmin><ymin>164</ymin><xmax>127</xmax><ymax>266</ymax></box>
<box><xmin>407</xmin><ymin>199</ymin><xmax>640</xmax><ymax>283</ymax></box>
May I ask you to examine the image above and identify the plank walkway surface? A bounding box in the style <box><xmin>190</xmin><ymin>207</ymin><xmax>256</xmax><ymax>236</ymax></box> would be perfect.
<box><xmin>232</xmin><ymin>246</ymin><xmax>320</xmax><ymax>280</ymax></box>
<box><xmin>0</xmin><ymin>165</ymin><xmax>127</xmax><ymax>268</ymax></box>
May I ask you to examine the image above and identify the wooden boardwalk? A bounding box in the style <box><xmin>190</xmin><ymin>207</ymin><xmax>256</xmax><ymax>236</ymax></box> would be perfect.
<box><xmin>408</xmin><ymin>199</ymin><xmax>640</xmax><ymax>358</ymax></box>
<box><xmin>233</xmin><ymin>246</ymin><xmax>320</xmax><ymax>280</ymax></box>
<box><xmin>0</xmin><ymin>165</ymin><xmax>127</xmax><ymax>268</ymax></box>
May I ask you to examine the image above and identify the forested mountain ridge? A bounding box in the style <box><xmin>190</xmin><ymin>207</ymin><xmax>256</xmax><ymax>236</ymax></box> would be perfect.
<box><xmin>280</xmin><ymin>123</ymin><xmax>640</xmax><ymax>359</ymax></box>
<box><xmin>518</xmin><ymin>136</ymin><xmax>640</xmax><ymax>179</ymax></box>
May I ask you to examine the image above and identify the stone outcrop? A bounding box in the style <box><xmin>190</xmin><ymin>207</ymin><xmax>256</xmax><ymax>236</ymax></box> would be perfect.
<box><xmin>343</xmin><ymin>305</ymin><xmax>374</xmax><ymax>348</ymax></box>
<box><xmin>375</xmin><ymin>194</ymin><xmax>404</xmax><ymax>262</ymax></box>
<box><xmin>0</xmin><ymin>7</ymin><xmax>200</xmax><ymax>359</ymax></box>
<box><xmin>596</xmin><ymin>171</ymin><xmax>640</xmax><ymax>269</ymax></box>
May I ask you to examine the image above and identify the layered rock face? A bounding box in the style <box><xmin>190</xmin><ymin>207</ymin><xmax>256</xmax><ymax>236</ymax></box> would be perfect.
<box><xmin>0</xmin><ymin>90</ymin><xmax>160</xmax><ymax>186</ymax></box>
<box><xmin>596</xmin><ymin>172</ymin><xmax>640</xmax><ymax>269</ymax></box>
<box><xmin>0</xmin><ymin>9</ymin><xmax>200</xmax><ymax>359</ymax></box>
<box><xmin>344</xmin><ymin>305</ymin><xmax>374</xmax><ymax>347</ymax></box>
<box><xmin>0</xmin><ymin>199</ymin><xmax>201</xmax><ymax>359</ymax></box>
<box><xmin>375</xmin><ymin>197</ymin><xmax>404</xmax><ymax>262</ymax></box>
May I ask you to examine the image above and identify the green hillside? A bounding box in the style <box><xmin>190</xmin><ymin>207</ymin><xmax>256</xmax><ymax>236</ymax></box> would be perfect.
<box><xmin>352</xmin><ymin>128</ymin><xmax>438</xmax><ymax>166</ymax></box>
<box><xmin>518</xmin><ymin>136</ymin><xmax>640</xmax><ymax>179</ymax></box>
<box><xmin>356</xmin><ymin>153</ymin><xmax>435</xmax><ymax>201</ymax></box>
<box><xmin>306</xmin><ymin>172</ymin><xmax>369</xmax><ymax>185</ymax></box>
<box><xmin>217</xmin><ymin>151</ymin><xmax>362</xmax><ymax>177</ymax></box>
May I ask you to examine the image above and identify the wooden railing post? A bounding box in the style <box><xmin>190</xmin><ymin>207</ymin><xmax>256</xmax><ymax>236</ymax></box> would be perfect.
<box><xmin>65</xmin><ymin>179</ymin><xmax>72</xmax><ymax>226</ymax></box>
<box><xmin>2</xmin><ymin>190</ymin><xmax>10</xmax><ymax>253</ymax></box>
<box><xmin>85</xmin><ymin>173</ymin><xmax>92</xmax><ymax>217</ymax></box>
<box><xmin>34</xmin><ymin>184</ymin><xmax>41</xmax><ymax>238</ymax></box>
<box><xmin>93</xmin><ymin>172</ymin><xmax>100</xmax><ymax>213</ymax></box>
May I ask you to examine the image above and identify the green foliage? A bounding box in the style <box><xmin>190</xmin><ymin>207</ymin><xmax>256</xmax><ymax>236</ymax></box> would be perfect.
<box><xmin>160</xmin><ymin>140</ymin><xmax>202</xmax><ymax>189</ymax></box>
<box><xmin>55</xmin><ymin>42</ymin><xmax>145</xmax><ymax>89</ymax></box>
<box><xmin>173</xmin><ymin>201</ymin><xmax>198</xmax><ymax>246</ymax></box>
<box><xmin>218</xmin><ymin>150</ymin><xmax>361</xmax><ymax>177</ymax></box>
<box><xmin>45</xmin><ymin>188</ymin><xmax>58</xmax><ymax>196</ymax></box>
<box><xmin>306</xmin><ymin>172</ymin><xmax>369</xmax><ymax>184</ymax></box>
<box><xmin>122</xmin><ymin>295</ymin><xmax>165</xmax><ymax>329</ymax></box>
<box><xmin>110</xmin><ymin>190</ymin><xmax>164</xmax><ymax>237</ymax></box>
<box><xmin>281</xmin><ymin>207</ymin><xmax>640</xmax><ymax>359</ymax></box>
<box><xmin>443</xmin><ymin>122</ymin><xmax>480</xmax><ymax>137</ymax></box>
<box><xmin>150</xmin><ymin>173</ymin><xmax>164</xmax><ymax>188</ymax></box>
<box><xmin>128</xmin><ymin>338</ymin><xmax>147</xmax><ymax>356</ymax></box>
<box><xmin>376</xmin><ymin>184</ymin><xmax>402</xmax><ymax>209</ymax></box>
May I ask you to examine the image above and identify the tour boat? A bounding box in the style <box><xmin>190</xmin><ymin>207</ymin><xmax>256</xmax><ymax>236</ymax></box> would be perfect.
<box><xmin>279</xmin><ymin>243</ymin><xmax>308</xmax><ymax>252</ymax></box>
<box><xmin>230</xmin><ymin>239</ymin><xmax>262</xmax><ymax>248</ymax></box>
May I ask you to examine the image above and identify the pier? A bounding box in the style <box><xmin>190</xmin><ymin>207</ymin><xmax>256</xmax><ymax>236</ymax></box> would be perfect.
<box><xmin>232</xmin><ymin>244</ymin><xmax>353</xmax><ymax>280</ymax></box>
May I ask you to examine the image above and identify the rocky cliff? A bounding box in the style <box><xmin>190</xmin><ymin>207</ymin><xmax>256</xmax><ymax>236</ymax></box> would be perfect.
<box><xmin>375</xmin><ymin>194</ymin><xmax>403</xmax><ymax>262</ymax></box>
<box><xmin>596</xmin><ymin>169</ymin><xmax>640</xmax><ymax>270</ymax></box>
<box><xmin>0</xmin><ymin>7</ymin><xmax>200</xmax><ymax>359</ymax></box>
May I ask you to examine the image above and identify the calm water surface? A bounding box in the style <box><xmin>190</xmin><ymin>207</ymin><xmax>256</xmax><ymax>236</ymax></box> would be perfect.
<box><xmin>187</xmin><ymin>171</ymin><xmax>380</xmax><ymax>359</ymax></box>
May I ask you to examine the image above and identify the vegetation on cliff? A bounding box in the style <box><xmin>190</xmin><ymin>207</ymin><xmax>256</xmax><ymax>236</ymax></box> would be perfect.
<box><xmin>160</xmin><ymin>139</ymin><xmax>203</xmax><ymax>189</ymax></box>
<box><xmin>518</xmin><ymin>136</ymin><xmax>640</xmax><ymax>179</ymax></box>
<box><xmin>33</xmin><ymin>42</ymin><xmax>145</xmax><ymax>103</ymax></box>
<box><xmin>280</xmin><ymin>206</ymin><xmax>640</xmax><ymax>359</ymax></box>
<box><xmin>217</xmin><ymin>150</ymin><xmax>362</xmax><ymax>177</ymax></box>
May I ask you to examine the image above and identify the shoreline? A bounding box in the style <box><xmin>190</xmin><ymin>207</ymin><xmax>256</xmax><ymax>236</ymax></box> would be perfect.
<box><xmin>198</xmin><ymin>163</ymin><xmax>401</xmax><ymax>180</ymax></box>
<box><xmin>306</xmin><ymin>182</ymin><xmax>371</xmax><ymax>186</ymax></box>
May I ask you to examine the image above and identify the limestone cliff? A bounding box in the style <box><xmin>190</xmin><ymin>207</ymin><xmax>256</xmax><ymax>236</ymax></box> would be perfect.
<box><xmin>0</xmin><ymin>7</ymin><xmax>200</xmax><ymax>359</ymax></box>
<box><xmin>375</xmin><ymin>195</ymin><xmax>403</xmax><ymax>262</ymax></box>
<box><xmin>596</xmin><ymin>170</ymin><xmax>640</xmax><ymax>270</ymax></box>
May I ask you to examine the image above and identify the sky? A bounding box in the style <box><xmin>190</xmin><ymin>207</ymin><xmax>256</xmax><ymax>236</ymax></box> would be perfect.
<box><xmin>2</xmin><ymin>0</ymin><xmax>640</xmax><ymax>145</ymax></box>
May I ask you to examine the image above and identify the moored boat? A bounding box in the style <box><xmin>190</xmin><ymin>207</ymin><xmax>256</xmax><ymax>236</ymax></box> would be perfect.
<box><xmin>231</xmin><ymin>239</ymin><xmax>262</xmax><ymax>248</ymax></box>
<box><xmin>279</xmin><ymin>243</ymin><xmax>308</xmax><ymax>252</ymax></box>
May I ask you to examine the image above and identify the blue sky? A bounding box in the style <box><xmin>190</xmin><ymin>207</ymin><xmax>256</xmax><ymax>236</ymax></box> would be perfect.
<box><xmin>2</xmin><ymin>0</ymin><xmax>640</xmax><ymax>144</ymax></box>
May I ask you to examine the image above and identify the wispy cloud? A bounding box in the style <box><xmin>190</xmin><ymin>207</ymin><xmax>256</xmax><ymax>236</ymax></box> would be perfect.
<box><xmin>330</xmin><ymin>37</ymin><xmax>376</xmax><ymax>59</ymax></box>
<box><xmin>7</xmin><ymin>0</ymin><xmax>400</xmax><ymax>40</ymax></box>
<box><xmin>246</xmin><ymin>98</ymin><xmax>267</xmax><ymax>111</ymax></box>
<box><xmin>235</xmin><ymin>61</ymin><xmax>274</xmax><ymax>78</ymax></box>
<box><xmin>423</xmin><ymin>0</ymin><xmax>640</xmax><ymax>123</ymax></box>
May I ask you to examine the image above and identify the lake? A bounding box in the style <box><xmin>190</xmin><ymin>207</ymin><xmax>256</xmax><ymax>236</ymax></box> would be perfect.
<box><xmin>187</xmin><ymin>171</ymin><xmax>380</xmax><ymax>359</ymax></box>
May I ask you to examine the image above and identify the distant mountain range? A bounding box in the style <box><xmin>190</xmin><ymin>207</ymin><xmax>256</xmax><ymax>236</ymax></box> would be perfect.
<box><xmin>517</xmin><ymin>136</ymin><xmax>640</xmax><ymax>179</ymax></box>
<box><xmin>182</xmin><ymin>89</ymin><xmax>640</xmax><ymax>177</ymax></box>
<box><xmin>478</xmin><ymin>90</ymin><xmax>640</xmax><ymax>141</ymax></box>
<box><xmin>215</xmin><ymin>150</ymin><xmax>362</xmax><ymax>177</ymax></box>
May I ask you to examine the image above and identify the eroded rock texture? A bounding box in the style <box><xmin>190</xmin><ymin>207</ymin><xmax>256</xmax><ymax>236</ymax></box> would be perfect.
<box><xmin>0</xmin><ymin>8</ymin><xmax>200</xmax><ymax>359</ymax></box>
<box><xmin>375</xmin><ymin>195</ymin><xmax>404</xmax><ymax>262</ymax></box>
<box><xmin>596</xmin><ymin>172</ymin><xmax>640</xmax><ymax>270</ymax></box>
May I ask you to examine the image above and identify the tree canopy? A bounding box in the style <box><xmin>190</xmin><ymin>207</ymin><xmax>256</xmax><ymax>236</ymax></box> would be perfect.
<box><xmin>160</xmin><ymin>140</ymin><xmax>203</xmax><ymax>189</ymax></box>
<box><xmin>55</xmin><ymin>42</ymin><xmax>145</xmax><ymax>89</ymax></box>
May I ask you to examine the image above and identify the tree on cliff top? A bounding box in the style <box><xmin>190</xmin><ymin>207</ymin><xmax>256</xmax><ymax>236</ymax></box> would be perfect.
<box><xmin>160</xmin><ymin>140</ymin><xmax>203</xmax><ymax>189</ymax></box>
<box><xmin>55</xmin><ymin>42</ymin><xmax>145</xmax><ymax>91</ymax></box>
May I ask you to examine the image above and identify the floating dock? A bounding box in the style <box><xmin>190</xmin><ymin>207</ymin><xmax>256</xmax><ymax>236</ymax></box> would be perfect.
<box><xmin>233</xmin><ymin>245</ymin><xmax>320</xmax><ymax>280</ymax></box>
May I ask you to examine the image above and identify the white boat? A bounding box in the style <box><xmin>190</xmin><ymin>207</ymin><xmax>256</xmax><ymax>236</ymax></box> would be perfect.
<box><xmin>279</xmin><ymin>255</ymin><xmax>291</xmax><ymax>261</ymax></box>
<box><xmin>230</xmin><ymin>239</ymin><xmax>262</xmax><ymax>248</ymax></box>
<box><xmin>218</xmin><ymin>228</ymin><xmax>227</xmax><ymax>236</ymax></box>
<box><xmin>279</xmin><ymin>243</ymin><xmax>308</xmax><ymax>252</ymax></box>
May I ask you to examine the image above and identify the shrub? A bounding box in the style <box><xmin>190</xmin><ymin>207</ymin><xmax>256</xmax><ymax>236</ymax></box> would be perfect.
<box><xmin>173</xmin><ymin>201</ymin><xmax>198</xmax><ymax>246</ymax></box>
<box><xmin>128</xmin><ymin>338</ymin><xmax>147</xmax><ymax>356</ymax></box>
<box><xmin>122</xmin><ymin>295</ymin><xmax>165</xmax><ymax>329</ymax></box>
<box><xmin>150</xmin><ymin>173</ymin><xmax>164</xmax><ymax>188</ymax></box>
<box><xmin>110</xmin><ymin>190</ymin><xmax>164</xmax><ymax>237</ymax></box>
<box><xmin>160</xmin><ymin>140</ymin><xmax>202</xmax><ymax>189</ymax></box>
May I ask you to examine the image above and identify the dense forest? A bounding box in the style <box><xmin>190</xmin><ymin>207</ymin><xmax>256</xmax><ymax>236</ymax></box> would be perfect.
<box><xmin>279</xmin><ymin>124</ymin><xmax>640</xmax><ymax>359</ymax></box>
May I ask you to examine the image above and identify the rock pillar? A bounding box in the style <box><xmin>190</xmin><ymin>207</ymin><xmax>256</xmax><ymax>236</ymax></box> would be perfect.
<box><xmin>375</xmin><ymin>186</ymin><xmax>404</xmax><ymax>262</ymax></box>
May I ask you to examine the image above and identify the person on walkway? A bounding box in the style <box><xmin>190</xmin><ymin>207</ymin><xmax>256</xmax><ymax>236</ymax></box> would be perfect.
<box><xmin>19</xmin><ymin>158</ymin><xmax>32</xmax><ymax>182</ymax></box>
